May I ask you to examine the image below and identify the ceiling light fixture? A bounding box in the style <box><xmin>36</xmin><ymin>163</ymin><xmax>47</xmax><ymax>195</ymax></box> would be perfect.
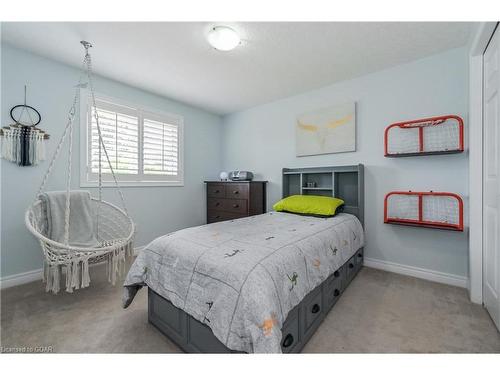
<box><xmin>207</xmin><ymin>26</ymin><xmax>240</xmax><ymax>51</ymax></box>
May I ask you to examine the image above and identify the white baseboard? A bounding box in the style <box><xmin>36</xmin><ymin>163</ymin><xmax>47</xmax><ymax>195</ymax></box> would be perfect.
<box><xmin>364</xmin><ymin>257</ymin><xmax>468</xmax><ymax>288</ymax></box>
<box><xmin>133</xmin><ymin>245</ymin><xmax>145</xmax><ymax>256</ymax></box>
<box><xmin>0</xmin><ymin>268</ymin><xmax>43</xmax><ymax>289</ymax></box>
<box><xmin>1</xmin><ymin>245</ymin><xmax>146</xmax><ymax>289</ymax></box>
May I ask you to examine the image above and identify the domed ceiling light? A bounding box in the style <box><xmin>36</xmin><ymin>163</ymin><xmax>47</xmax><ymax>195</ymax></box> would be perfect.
<box><xmin>207</xmin><ymin>26</ymin><xmax>241</xmax><ymax>51</ymax></box>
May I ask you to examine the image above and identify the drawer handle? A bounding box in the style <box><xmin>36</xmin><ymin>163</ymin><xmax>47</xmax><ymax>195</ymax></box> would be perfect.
<box><xmin>334</xmin><ymin>270</ymin><xmax>340</xmax><ymax>278</ymax></box>
<box><xmin>333</xmin><ymin>289</ymin><xmax>340</xmax><ymax>297</ymax></box>
<box><xmin>214</xmin><ymin>190</ymin><xmax>220</xmax><ymax>193</ymax></box>
<box><xmin>311</xmin><ymin>303</ymin><xmax>321</xmax><ymax>314</ymax></box>
<box><xmin>233</xmin><ymin>190</ymin><xmax>239</xmax><ymax>195</ymax></box>
<box><xmin>215</xmin><ymin>215</ymin><xmax>221</xmax><ymax>219</ymax></box>
<box><xmin>349</xmin><ymin>263</ymin><xmax>354</xmax><ymax>269</ymax></box>
<box><xmin>282</xmin><ymin>334</ymin><xmax>294</xmax><ymax>348</ymax></box>
<box><xmin>358</xmin><ymin>253</ymin><xmax>363</xmax><ymax>258</ymax></box>
<box><xmin>215</xmin><ymin>202</ymin><xmax>221</xmax><ymax>206</ymax></box>
<box><xmin>233</xmin><ymin>204</ymin><xmax>239</xmax><ymax>208</ymax></box>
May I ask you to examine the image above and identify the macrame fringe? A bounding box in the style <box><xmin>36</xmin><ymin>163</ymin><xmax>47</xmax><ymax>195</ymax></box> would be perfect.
<box><xmin>45</xmin><ymin>264</ymin><xmax>61</xmax><ymax>294</ymax></box>
<box><xmin>42</xmin><ymin>241</ymin><xmax>132</xmax><ymax>294</ymax></box>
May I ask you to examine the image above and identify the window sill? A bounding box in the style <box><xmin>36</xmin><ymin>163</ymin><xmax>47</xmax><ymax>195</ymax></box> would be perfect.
<box><xmin>80</xmin><ymin>181</ymin><xmax>184</xmax><ymax>188</ymax></box>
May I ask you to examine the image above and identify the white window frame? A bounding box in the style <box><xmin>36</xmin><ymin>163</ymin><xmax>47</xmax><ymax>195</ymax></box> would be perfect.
<box><xmin>79</xmin><ymin>90</ymin><xmax>184</xmax><ymax>187</ymax></box>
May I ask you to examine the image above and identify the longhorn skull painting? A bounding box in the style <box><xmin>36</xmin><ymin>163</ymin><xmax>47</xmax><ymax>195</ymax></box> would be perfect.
<box><xmin>296</xmin><ymin>102</ymin><xmax>356</xmax><ymax>156</ymax></box>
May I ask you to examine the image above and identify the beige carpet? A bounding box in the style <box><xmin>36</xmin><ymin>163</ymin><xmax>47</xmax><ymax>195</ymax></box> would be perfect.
<box><xmin>1</xmin><ymin>265</ymin><xmax>499</xmax><ymax>353</ymax></box>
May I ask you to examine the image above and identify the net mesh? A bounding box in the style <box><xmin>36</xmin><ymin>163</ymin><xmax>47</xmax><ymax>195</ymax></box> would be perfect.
<box><xmin>387</xmin><ymin>194</ymin><xmax>419</xmax><ymax>220</ymax></box>
<box><xmin>422</xmin><ymin>195</ymin><xmax>459</xmax><ymax>225</ymax></box>
<box><xmin>386</xmin><ymin>193</ymin><xmax>460</xmax><ymax>225</ymax></box>
<box><xmin>386</xmin><ymin>118</ymin><xmax>461</xmax><ymax>155</ymax></box>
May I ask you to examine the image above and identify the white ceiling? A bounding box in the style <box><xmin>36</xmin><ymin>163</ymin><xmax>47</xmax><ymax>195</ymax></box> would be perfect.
<box><xmin>1</xmin><ymin>22</ymin><xmax>473</xmax><ymax>115</ymax></box>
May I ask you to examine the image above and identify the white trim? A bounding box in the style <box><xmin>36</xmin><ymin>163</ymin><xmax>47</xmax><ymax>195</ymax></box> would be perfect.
<box><xmin>1</xmin><ymin>245</ymin><xmax>146</xmax><ymax>289</ymax></box>
<box><xmin>468</xmin><ymin>22</ymin><xmax>498</xmax><ymax>304</ymax></box>
<box><xmin>364</xmin><ymin>257</ymin><xmax>468</xmax><ymax>288</ymax></box>
<box><xmin>0</xmin><ymin>268</ymin><xmax>43</xmax><ymax>289</ymax></box>
<box><xmin>133</xmin><ymin>245</ymin><xmax>145</xmax><ymax>256</ymax></box>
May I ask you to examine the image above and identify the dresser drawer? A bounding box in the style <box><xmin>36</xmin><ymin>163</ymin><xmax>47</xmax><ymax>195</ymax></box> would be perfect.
<box><xmin>222</xmin><ymin>199</ymin><xmax>247</xmax><ymax>214</ymax></box>
<box><xmin>207</xmin><ymin>198</ymin><xmax>225</xmax><ymax>210</ymax></box>
<box><xmin>207</xmin><ymin>184</ymin><xmax>225</xmax><ymax>198</ymax></box>
<box><xmin>207</xmin><ymin>210</ymin><xmax>246</xmax><ymax>223</ymax></box>
<box><xmin>225</xmin><ymin>184</ymin><xmax>249</xmax><ymax>199</ymax></box>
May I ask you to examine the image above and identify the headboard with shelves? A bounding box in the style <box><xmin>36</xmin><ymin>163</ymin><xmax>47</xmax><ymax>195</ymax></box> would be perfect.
<box><xmin>282</xmin><ymin>164</ymin><xmax>364</xmax><ymax>225</ymax></box>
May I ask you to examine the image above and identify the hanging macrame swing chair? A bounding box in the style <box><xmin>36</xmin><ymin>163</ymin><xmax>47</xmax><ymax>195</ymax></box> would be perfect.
<box><xmin>25</xmin><ymin>41</ymin><xmax>135</xmax><ymax>294</ymax></box>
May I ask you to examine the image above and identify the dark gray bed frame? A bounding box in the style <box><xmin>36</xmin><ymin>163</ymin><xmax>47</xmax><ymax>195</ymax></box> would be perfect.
<box><xmin>148</xmin><ymin>164</ymin><xmax>365</xmax><ymax>353</ymax></box>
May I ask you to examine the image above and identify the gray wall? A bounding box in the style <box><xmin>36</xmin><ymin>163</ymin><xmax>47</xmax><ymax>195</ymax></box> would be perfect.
<box><xmin>1</xmin><ymin>44</ymin><xmax>223</xmax><ymax>277</ymax></box>
<box><xmin>222</xmin><ymin>47</ymin><xmax>469</xmax><ymax>278</ymax></box>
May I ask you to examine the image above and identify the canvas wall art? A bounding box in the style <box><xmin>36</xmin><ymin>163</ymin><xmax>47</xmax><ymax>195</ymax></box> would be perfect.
<box><xmin>296</xmin><ymin>102</ymin><xmax>356</xmax><ymax>156</ymax></box>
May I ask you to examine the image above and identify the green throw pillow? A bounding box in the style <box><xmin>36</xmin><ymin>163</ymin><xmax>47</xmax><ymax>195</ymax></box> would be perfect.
<box><xmin>273</xmin><ymin>195</ymin><xmax>345</xmax><ymax>217</ymax></box>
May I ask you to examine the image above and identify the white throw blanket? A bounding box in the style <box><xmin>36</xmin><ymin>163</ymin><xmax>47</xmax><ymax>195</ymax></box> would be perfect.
<box><xmin>39</xmin><ymin>190</ymin><xmax>98</xmax><ymax>247</ymax></box>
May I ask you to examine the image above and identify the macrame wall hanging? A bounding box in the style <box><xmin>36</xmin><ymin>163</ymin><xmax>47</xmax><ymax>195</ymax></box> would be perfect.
<box><xmin>0</xmin><ymin>86</ymin><xmax>49</xmax><ymax>166</ymax></box>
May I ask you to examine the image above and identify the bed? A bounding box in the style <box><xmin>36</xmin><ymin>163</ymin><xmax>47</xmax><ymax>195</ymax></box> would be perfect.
<box><xmin>123</xmin><ymin>164</ymin><xmax>364</xmax><ymax>353</ymax></box>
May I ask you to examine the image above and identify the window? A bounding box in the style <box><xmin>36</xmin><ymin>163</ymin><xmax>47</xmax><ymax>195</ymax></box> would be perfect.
<box><xmin>80</xmin><ymin>93</ymin><xmax>184</xmax><ymax>187</ymax></box>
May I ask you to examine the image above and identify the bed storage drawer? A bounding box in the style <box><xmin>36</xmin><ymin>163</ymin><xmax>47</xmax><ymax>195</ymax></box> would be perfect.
<box><xmin>345</xmin><ymin>255</ymin><xmax>357</xmax><ymax>286</ymax></box>
<box><xmin>187</xmin><ymin>316</ymin><xmax>230</xmax><ymax>353</ymax></box>
<box><xmin>207</xmin><ymin>184</ymin><xmax>225</xmax><ymax>198</ymax></box>
<box><xmin>325</xmin><ymin>270</ymin><xmax>343</xmax><ymax>309</ymax></box>
<box><xmin>355</xmin><ymin>248</ymin><xmax>364</xmax><ymax>272</ymax></box>
<box><xmin>281</xmin><ymin>306</ymin><xmax>300</xmax><ymax>353</ymax></box>
<box><xmin>225</xmin><ymin>184</ymin><xmax>249</xmax><ymax>199</ymax></box>
<box><xmin>302</xmin><ymin>286</ymin><xmax>323</xmax><ymax>338</ymax></box>
<box><xmin>148</xmin><ymin>289</ymin><xmax>187</xmax><ymax>346</ymax></box>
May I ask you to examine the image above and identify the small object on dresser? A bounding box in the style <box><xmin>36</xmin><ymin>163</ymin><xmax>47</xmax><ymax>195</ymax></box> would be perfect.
<box><xmin>219</xmin><ymin>171</ymin><xmax>229</xmax><ymax>181</ymax></box>
<box><xmin>228</xmin><ymin>171</ymin><xmax>254</xmax><ymax>181</ymax></box>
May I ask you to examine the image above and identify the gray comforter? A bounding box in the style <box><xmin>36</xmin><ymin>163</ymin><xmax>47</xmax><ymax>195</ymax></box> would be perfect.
<box><xmin>123</xmin><ymin>212</ymin><xmax>364</xmax><ymax>353</ymax></box>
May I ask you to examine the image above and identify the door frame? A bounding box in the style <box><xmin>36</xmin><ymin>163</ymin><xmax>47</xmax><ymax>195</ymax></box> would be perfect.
<box><xmin>469</xmin><ymin>22</ymin><xmax>498</xmax><ymax>304</ymax></box>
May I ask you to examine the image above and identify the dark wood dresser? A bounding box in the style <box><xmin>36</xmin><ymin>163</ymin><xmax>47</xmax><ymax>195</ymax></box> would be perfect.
<box><xmin>204</xmin><ymin>181</ymin><xmax>267</xmax><ymax>223</ymax></box>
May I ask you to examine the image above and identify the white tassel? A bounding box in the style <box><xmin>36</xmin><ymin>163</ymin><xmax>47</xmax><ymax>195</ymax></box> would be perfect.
<box><xmin>71</xmin><ymin>260</ymin><xmax>80</xmax><ymax>290</ymax></box>
<box><xmin>52</xmin><ymin>265</ymin><xmax>60</xmax><ymax>294</ymax></box>
<box><xmin>45</xmin><ymin>265</ymin><xmax>53</xmax><ymax>293</ymax></box>
<box><xmin>107</xmin><ymin>253</ymin><xmax>112</xmax><ymax>283</ymax></box>
<box><xmin>43</xmin><ymin>261</ymin><xmax>48</xmax><ymax>283</ymax></box>
<box><xmin>65</xmin><ymin>262</ymin><xmax>73</xmax><ymax>293</ymax></box>
<box><xmin>81</xmin><ymin>259</ymin><xmax>90</xmax><ymax>288</ymax></box>
<box><xmin>111</xmin><ymin>251</ymin><xmax>118</xmax><ymax>285</ymax></box>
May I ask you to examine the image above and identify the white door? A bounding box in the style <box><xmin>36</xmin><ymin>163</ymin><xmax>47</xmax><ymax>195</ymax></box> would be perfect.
<box><xmin>483</xmin><ymin>26</ymin><xmax>500</xmax><ymax>331</ymax></box>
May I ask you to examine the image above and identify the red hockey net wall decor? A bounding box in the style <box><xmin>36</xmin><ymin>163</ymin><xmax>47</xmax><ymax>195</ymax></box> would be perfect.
<box><xmin>384</xmin><ymin>115</ymin><xmax>464</xmax><ymax>157</ymax></box>
<box><xmin>384</xmin><ymin>191</ymin><xmax>464</xmax><ymax>231</ymax></box>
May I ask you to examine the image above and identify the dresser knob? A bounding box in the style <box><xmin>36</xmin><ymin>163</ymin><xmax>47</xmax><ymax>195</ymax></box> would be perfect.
<box><xmin>358</xmin><ymin>253</ymin><xmax>363</xmax><ymax>258</ymax></box>
<box><xmin>233</xmin><ymin>190</ymin><xmax>239</xmax><ymax>195</ymax></box>
<box><xmin>349</xmin><ymin>263</ymin><xmax>354</xmax><ymax>269</ymax></box>
<box><xmin>334</xmin><ymin>271</ymin><xmax>340</xmax><ymax>278</ymax></box>
<box><xmin>214</xmin><ymin>190</ymin><xmax>220</xmax><ymax>193</ymax></box>
<box><xmin>215</xmin><ymin>202</ymin><xmax>220</xmax><ymax>206</ymax></box>
<box><xmin>233</xmin><ymin>204</ymin><xmax>239</xmax><ymax>208</ymax></box>
<box><xmin>215</xmin><ymin>215</ymin><xmax>221</xmax><ymax>219</ymax></box>
<box><xmin>333</xmin><ymin>289</ymin><xmax>340</xmax><ymax>297</ymax></box>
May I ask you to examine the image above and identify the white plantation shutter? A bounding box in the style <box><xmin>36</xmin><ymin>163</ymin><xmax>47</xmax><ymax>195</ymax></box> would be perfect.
<box><xmin>82</xmin><ymin>93</ymin><xmax>184</xmax><ymax>186</ymax></box>
<box><xmin>91</xmin><ymin>105</ymin><xmax>139</xmax><ymax>175</ymax></box>
<box><xmin>143</xmin><ymin>118</ymin><xmax>179</xmax><ymax>176</ymax></box>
